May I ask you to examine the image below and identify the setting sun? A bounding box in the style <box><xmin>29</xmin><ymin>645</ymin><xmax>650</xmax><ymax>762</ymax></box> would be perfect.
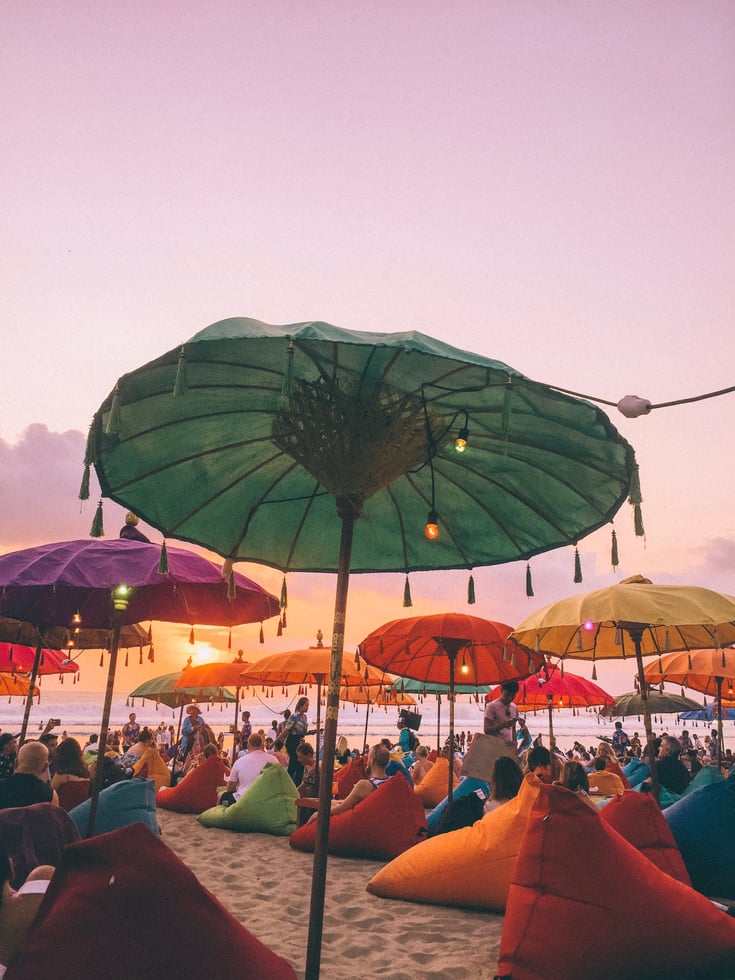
<box><xmin>191</xmin><ymin>643</ymin><xmax>216</xmax><ymax>665</ymax></box>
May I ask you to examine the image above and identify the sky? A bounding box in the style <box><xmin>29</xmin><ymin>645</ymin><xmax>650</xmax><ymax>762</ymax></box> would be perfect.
<box><xmin>1</xmin><ymin>2</ymin><xmax>734</xmax><ymax>698</ymax></box>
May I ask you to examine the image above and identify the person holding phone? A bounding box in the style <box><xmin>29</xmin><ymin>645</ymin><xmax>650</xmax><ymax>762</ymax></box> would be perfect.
<box><xmin>483</xmin><ymin>680</ymin><xmax>519</xmax><ymax>754</ymax></box>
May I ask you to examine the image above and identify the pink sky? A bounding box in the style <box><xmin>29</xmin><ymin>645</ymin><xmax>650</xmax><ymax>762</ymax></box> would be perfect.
<box><xmin>2</xmin><ymin>3</ymin><xmax>734</xmax><ymax>695</ymax></box>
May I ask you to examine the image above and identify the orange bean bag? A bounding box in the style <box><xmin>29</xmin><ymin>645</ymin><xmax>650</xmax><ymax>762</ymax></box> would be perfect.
<box><xmin>333</xmin><ymin>754</ymin><xmax>367</xmax><ymax>799</ymax></box>
<box><xmin>157</xmin><ymin>754</ymin><xmax>229</xmax><ymax>813</ymax></box>
<box><xmin>599</xmin><ymin>790</ymin><xmax>691</xmax><ymax>885</ymax></box>
<box><xmin>587</xmin><ymin>769</ymin><xmax>625</xmax><ymax>796</ymax></box>
<box><xmin>289</xmin><ymin>774</ymin><xmax>427</xmax><ymax>860</ymax></box>
<box><xmin>413</xmin><ymin>756</ymin><xmax>456</xmax><ymax>808</ymax></box>
<box><xmin>497</xmin><ymin>783</ymin><xmax>735</xmax><ymax>980</ymax></box>
<box><xmin>366</xmin><ymin>773</ymin><xmax>543</xmax><ymax>911</ymax></box>
<box><xmin>133</xmin><ymin>747</ymin><xmax>171</xmax><ymax>792</ymax></box>
<box><xmin>4</xmin><ymin>822</ymin><xmax>296</xmax><ymax>980</ymax></box>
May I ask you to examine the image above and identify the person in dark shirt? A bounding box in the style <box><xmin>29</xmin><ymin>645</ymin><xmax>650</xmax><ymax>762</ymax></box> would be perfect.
<box><xmin>0</xmin><ymin>737</ymin><xmax>17</xmax><ymax>780</ymax></box>
<box><xmin>0</xmin><ymin>742</ymin><xmax>56</xmax><ymax>809</ymax></box>
<box><xmin>655</xmin><ymin>735</ymin><xmax>691</xmax><ymax>795</ymax></box>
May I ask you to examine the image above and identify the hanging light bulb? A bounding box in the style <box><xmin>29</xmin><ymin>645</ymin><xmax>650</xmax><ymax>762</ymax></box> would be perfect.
<box><xmin>454</xmin><ymin>413</ymin><xmax>470</xmax><ymax>454</ymax></box>
<box><xmin>460</xmin><ymin>652</ymin><xmax>469</xmax><ymax>675</ymax></box>
<box><xmin>71</xmin><ymin>610</ymin><xmax>82</xmax><ymax>625</ymax></box>
<box><xmin>424</xmin><ymin>509</ymin><xmax>439</xmax><ymax>540</ymax></box>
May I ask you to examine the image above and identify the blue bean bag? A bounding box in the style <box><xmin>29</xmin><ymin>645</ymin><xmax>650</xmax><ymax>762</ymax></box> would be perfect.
<box><xmin>664</xmin><ymin>769</ymin><xmax>735</xmax><ymax>898</ymax></box>
<box><xmin>622</xmin><ymin>757</ymin><xmax>649</xmax><ymax>789</ymax></box>
<box><xmin>69</xmin><ymin>778</ymin><xmax>159</xmax><ymax>839</ymax></box>
<box><xmin>426</xmin><ymin>777</ymin><xmax>490</xmax><ymax>835</ymax></box>
<box><xmin>198</xmin><ymin>762</ymin><xmax>297</xmax><ymax>835</ymax></box>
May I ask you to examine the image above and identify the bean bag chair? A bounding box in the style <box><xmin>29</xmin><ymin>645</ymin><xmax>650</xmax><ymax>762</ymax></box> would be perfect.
<box><xmin>289</xmin><ymin>774</ymin><xmax>427</xmax><ymax>859</ymax></box>
<box><xmin>685</xmin><ymin>764</ymin><xmax>725</xmax><ymax>794</ymax></box>
<box><xmin>657</xmin><ymin>784</ymin><xmax>683</xmax><ymax>809</ymax></box>
<box><xmin>69</xmin><ymin>778</ymin><xmax>159</xmax><ymax>839</ymax></box>
<box><xmin>599</xmin><ymin>790</ymin><xmax>691</xmax><ymax>885</ymax></box>
<box><xmin>665</xmin><ymin>769</ymin><xmax>735</xmax><ymax>898</ymax></box>
<box><xmin>497</xmin><ymin>783</ymin><xmax>735</xmax><ymax>980</ymax></box>
<box><xmin>622</xmin><ymin>756</ymin><xmax>649</xmax><ymax>788</ymax></box>
<box><xmin>56</xmin><ymin>779</ymin><xmax>91</xmax><ymax>813</ymax></box>
<box><xmin>367</xmin><ymin>773</ymin><xmax>543</xmax><ymax>911</ymax></box>
<box><xmin>414</xmin><ymin>756</ymin><xmax>457</xmax><ymax>808</ymax></box>
<box><xmin>606</xmin><ymin>758</ymin><xmax>631</xmax><ymax>789</ymax></box>
<box><xmin>133</xmin><ymin>746</ymin><xmax>171</xmax><ymax>792</ymax></box>
<box><xmin>333</xmin><ymin>754</ymin><xmax>367</xmax><ymax>799</ymax></box>
<box><xmin>198</xmin><ymin>762</ymin><xmax>297</xmax><ymax>835</ymax></box>
<box><xmin>426</xmin><ymin>777</ymin><xmax>490</xmax><ymax>835</ymax></box>
<box><xmin>0</xmin><ymin>803</ymin><xmax>80</xmax><ymax>889</ymax></box>
<box><xmin>157</xmin><ymin>754</ymin><xmax>229</xmax><ymax>813</ymax></box>
<box><xmin>4</xmin><ymin>822</ymin><xmax>295</xmax><ymax>980</ymax></box>
<box><xmin>587</xmin><ymin>770</ymin><xmax>625</xmax><ymax>797</ymax></box>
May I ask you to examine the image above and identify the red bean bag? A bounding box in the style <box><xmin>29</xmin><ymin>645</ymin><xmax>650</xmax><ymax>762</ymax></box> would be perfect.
<box><xmin>607</xmin><ymin>758</ymin><xmax>631</xmax><ymax>789</ymax></box>
<box><xmin>157</xmin><ymin>754</ymin><xmax>229</xmax><ymax>813</ymax></box>
<box><xmin>289</xmin><ymin>774</ymin><xmax>427</xmax><ymax>860</ymax></box>
<box><xmin>599</xmin><ymin>790</ymin><xmax>691</xmax><ymax>885</ymax></box>
<box><xmin>367</xmin><ymin>773</ymin><xmax>543</xmax><ymax>911</ymax></box>
<box><xmin>333</xmin><ymin>754</ymin><xmax>367</xmax><ymax>799</ymax></box>
<box><xmin>497</xmin><ymin>784</ymin><xmax>735</xmax><ymax>980</ymax></box>
<box><xmin>5</xmin><ymin>822</ymin><xmax>296</xmax><ymax>980</ymax></box>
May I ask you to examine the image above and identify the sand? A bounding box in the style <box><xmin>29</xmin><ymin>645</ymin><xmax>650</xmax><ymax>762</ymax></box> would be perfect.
<box><xmin>157</xmin><ymin>809</ymin><xmax>503</xmax><ymax>979</ymax></box>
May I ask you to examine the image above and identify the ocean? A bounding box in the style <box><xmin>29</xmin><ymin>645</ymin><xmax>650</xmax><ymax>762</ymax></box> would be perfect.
<box><xmin>2</xmin><ymin>690</ymin><xmax>730</xmax><ymax>753</ymax></box>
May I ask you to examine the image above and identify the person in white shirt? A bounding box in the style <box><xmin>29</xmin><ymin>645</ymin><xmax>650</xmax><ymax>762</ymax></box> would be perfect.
<box><xmin>218</xmin><ymin>733</ymin><xmax>281</xmax><ymax>805</ymax></box>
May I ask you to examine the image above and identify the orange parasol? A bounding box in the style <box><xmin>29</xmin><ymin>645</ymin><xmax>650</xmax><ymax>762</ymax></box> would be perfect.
<box><xmin>176</xmin><ymin>651</ymin><xmax>252</xmax><ymax>752</ymax></box>
<box><xmin>0</xmin><ymin>673</ymin><xmax>40</xmax><ymax>700</ymax></box>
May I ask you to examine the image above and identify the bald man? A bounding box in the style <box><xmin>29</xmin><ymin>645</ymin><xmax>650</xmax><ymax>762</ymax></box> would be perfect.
<box><xmin>0</xmin><ymin>742</ymin><xmax>58</xmax><ymax>809</ymax></box>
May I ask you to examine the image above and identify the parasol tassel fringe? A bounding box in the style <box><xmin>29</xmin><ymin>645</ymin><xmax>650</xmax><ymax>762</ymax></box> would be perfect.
<box><xmin>99</xmin><ymin>653</ymin><xmax>104</xmax><ymax>668</ymax></box>
<box><xmin>79</xmin><ymin>464</ymin><xmax>90</xmax><ymax>502</ymax></box>
<box><xmin>227</xmin><ymin>573</ymin><xmax>236</xmax><ymax>600</ymax></box>
<box><xmin>559</xmin><ymin>661</ymin><xmax>564</xmax><ymax>678</ymax></box>
<box><xmin>148</xmin><ymin>644</ymin><xmax>154</xmax><ymax>662</ymax></box>
<box><xmin>628</xmin><ymin>461</ymin><xmax>642</xmax><ymax>505</ymax></box>
<box><xmin>105</xmin><ymin>386</ymin><xmax>121</xmax><ymax>436</ymax></box>
<box><xmin>576</xmin><ymin>631</ymin><xmax>583</xmax><ymax>651</ymax></box>
<box><xmin>90</xmin><ymin>500</ymin><xmax>104</xmax><ymax>538</ymax></box>
<box><xmin>502</xmin><ymin>643</ymin><xmax>509</xmax><ymax>661</ymax></box>
<box><xmin>723</xmin><ymin>649</ymin><xmax>727</xmax><ymax>669</ymax></box>
<box><xmin>526</xmin><ymin>563</ymin><xmax>534</xmax><ymax>597</ymax></box>
<box><xmin>228</xmin><ymin>629</ymin><xmax>232</xmax><ymax>650</ymax></box>
<box><xmin>611</xmin><ymin>528</ymin><xmax>619</xmax><ymax>569</ymax></box>
<box><xmin>714</xmin><ymin>629</ymin><xmax>721</xmax><ymax>649</ymax></box>
<box><xmin>280</xmin><ymin>577</ymin><xmax>288</xmax><ymax>609</ymax></box>
<box><xmin>281</xmin><ymin>608</ymin><xmax>286</xmax><ymax>628</ymax></box>
<box><xmin>633</xmin><ymin>503</ymin><xmax>645</xmax><ymax>538</ymax></box>
<box><xmin>573</xmin><ymin>547</ymin><xmax>582</xmax><ymax>584</ymax></box>
<box><xmin>467</xmin><ymin>573</ymin><xmax>475</xmax><ymax>605</ymax></box>
<box><xmin>189</xmin><ymin>628</ymin><xmax>195</xmax><ymax>645</ymax></box>
<box><xmin>222</xmin><ymin>558</ymin><xmax>233</xmax><ymax>580</ymax></box>
<box><xmin>277</xmin><ymin>617</ymin><xmax>283</xmax><ymax>637</ymax></box>
<box><xmin>173</xmin><ymin>345</ymin><xmax>188</xmax><ymax>396</ymax></box>
<box><xmin>139</xmin><ymin>648</ymin><xmax>143</xmax><ymax>665</ymax></box>
<box><xmin>665</xmin><ymin>630</ymin><xmax>671</xmax><ymax>652</ymax></box>
<box><xmin>157</xmin><ymin>541</ymin><xmax>169</xmax><ymax>575</ymax></box>
<box><xmin>591</xmin><ymin>662</ymin><xmax>597</xmax><ymax>681</ymax></box>
<box><xmin>658</xmin><ymin>654</ymin><xmax>663</xmax><ymax>671</ymax></box>
<box><xmin>615</xmin><ymin>627</ymin><xmax>622</xmax><ymax>646</ymax></box>
<box><xmin>535</xmin><ymin>632</ymin><xmax>540</xmax><ymax>653</ymax></box>
<box><xmin>403</xmin><ymin>576</ymin><xmax>412</xmax><ymax>608</ymax></box>
<box><xmin>259</xmin><ymin>624</ymin><xmax>264</xmax><ymax>644</ymax></box>
<box><xmin>687</xmin><ymin>653</ymin><xmax>692</xmax><ymax>670</ymax></box>
<box><xmin>124</xmin><ymin>651</ymin><xmax>129</xmax><ymax>667</ymax></box>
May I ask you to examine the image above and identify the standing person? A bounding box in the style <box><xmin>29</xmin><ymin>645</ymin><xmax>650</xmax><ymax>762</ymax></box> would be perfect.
<box><xmin>122</xmin><ymin>713</ymin><xmax>140</xmax><ymax>752</ymax></box>
<box><xmin>178</xmin><ymin>705</ymin><xmax>203</xmax><ymax>767</ymax></box>
<box><xmin>276</xmin><ymin>710</ymin><xmax>290</xmax><ymax>739</ymax></box>
<box><xmin>516</xmin><ymin>717</ymin><xmax>533</xmax><ymax>754</ymax></box>
<box><xmin>0</xmin><ymin>737</ymin><xmax>18</xmax><ymax>780</ymax></box>
<box><xmin>707</xmin><ymin>729</ymin><xmax>719</xmax><ymax>762</ymax></box>
<box><xmin>612</xmin><ymin>720</ymin><xmax>631</xmax><ymax>761</ymax></box>
<box><xmin>484</xmin><ymin>680</ymin><xmax>519</xmax><ymax>753</ymax></box>
<box><xmin>239</xmin><ymin>711</ymin><xmax>252</xmax><ymax>743</ymax></box>
<box><xmin>38</xmin><ymin>734</ymin><xmax>59</xmax><ymax>778</ymax></box>
<box><xmin>275</xmin><ymin>697</ymin><xmax>309</xmax><ymax>785</ymax></box>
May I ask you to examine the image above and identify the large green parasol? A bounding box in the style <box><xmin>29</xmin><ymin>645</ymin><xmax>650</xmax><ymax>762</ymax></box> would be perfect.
<box><xmin>87</xmin><ymin>317</ymin><xmax>638</xmax><ymax>979</ymax></box>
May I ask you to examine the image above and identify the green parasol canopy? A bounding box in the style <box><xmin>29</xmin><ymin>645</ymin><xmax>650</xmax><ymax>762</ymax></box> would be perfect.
<box><xmin>128</xmin><ymin>671</ymin><xmax>237</xmax><ymax>710</ymax></box>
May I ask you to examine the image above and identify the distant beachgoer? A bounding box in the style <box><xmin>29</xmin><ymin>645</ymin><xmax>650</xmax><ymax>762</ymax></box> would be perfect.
<box><xmin>0</xmin><ymin>737</ymin><xmax>18</xmax><ymax>780</ymax></box>
<box><xmin>122</xmin><ymin>713</ymin><xmax>140</xmax><ymax>752</ymax></box>
<box><xmin>38</xmin><ymin>733</ymin><xmax>59</xmax><ymax>778</ymax></box>
<box><xmin>630</xmin><ymin>732</ymin><xmax>642</xmax><ymax>757</ymax></box>
<box><xmin>516</xmin><ymin>717</ymin><xmax>533</xmax><ymax>754</ymax></box>
<box><xmin>276</xmin><ymin>710</ymin><xmax>290</xmax><ymax>739</ymax></box>
<box><xmin>484</xmin><ymin>680</ymin><xmax>519</xmax><ymax>753</ymax></box>
<box><xmin>240</xmin><ymin>711</ymin><xmax>252</xmax><ymax>744</ymax></box>
<box><xmin>275</xmin><ymin>698</ymin><xmax>309</xmax><ymax>785</ymax></box>
<box><xmin>558</xmin><ymin>760</ymin><xmax>597</xmax><ymax>810</ymax></box>
<box><xmin>707</xmin><ymin>729</ymin><xmax>719</xmax><ymax>761</ymax></box>
<box><xmin>612</xmin><ymin>721</ymin><xmax>631</xmax><ymax>760</ymax></box>
<box><xmin>307</xmin><ymin>743</ymin><xmax>390</xmax><ymax>824</ymax></box>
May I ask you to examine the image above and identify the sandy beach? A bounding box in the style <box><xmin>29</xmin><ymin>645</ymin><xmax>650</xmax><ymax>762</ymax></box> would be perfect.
<box><xmin>157</xmin><ymin>808</ymin><xmax>503</xmax><ymax>979</ymax></box>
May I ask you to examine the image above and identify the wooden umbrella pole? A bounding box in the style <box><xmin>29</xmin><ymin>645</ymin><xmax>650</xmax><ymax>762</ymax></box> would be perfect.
<box><xmin>233</xmin><ymin>687</ymin><xmax>239</xmax><ymax>759</ymax></box>
<box><xmin>547</xmin><ymin>696</ymin><xmax>555</xmax><ymax>751</ymax></box>
<box><xmin>447</xmin><ymin>650</ymin><xmax>457</xmax><ymax>804</ymax></box>
<box><xmin>716</xmin><ymin>676</ymin><xmax>724</xmax><ymax>769</ymax></box>
<box><xmin>362</xmin><ymin>698</ymin><xmax>370</xmax><ymax>753</ymax></box>
<box><xmin>436</xmin><ymin>696</ymin><xmax>441</xmax><ymax>753</ymax></box>
<box><xmin>171</xmin><ymin>701</ymin><xmax>185</xmax><ymax>786</ymax></box>
<box><xmin>305</xmin><ymin>498</ymin><xmax>355</xmax><ymax>980</ymax></box>
<box><xmin>19</xmin><ymin>639</ymin><xmax>43</xmax><ymax>745</ymax></box>
<box><xmin>314</xmin><ymin>680</ymin><xmax>322</xmax><ymax>782</ymax></box>
<box><xmin>87</xmin><ymin>612</ymin><xmax>123</xmax><ymax>837</ymax></box>
<box><xmin>630</xmin><ymin>627</ymin><xmax>660</xmax><ymax>801</ymax></box>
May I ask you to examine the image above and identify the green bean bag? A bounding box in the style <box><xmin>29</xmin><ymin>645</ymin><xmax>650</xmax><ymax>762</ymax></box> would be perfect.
<box><xmin>289</xmin><ymin>774</ymin><xmax>427</xmax><ymax>859</ymax></box>
<box><xmin>497</xmin><ymin>783</ymin><xmax>735</xmax><ymax>980</ymax></box>
<box><xmin>69</xmin><ymin>778</ymin><xmax>159</xmax><ymax>839</ymax></box>
<box><xmin>198</xmin><ymin>762</ymin><xmax>297</xmax><ymax>835</ymax></box>
<box><xmin>157</xmin><ymin>754</ymin><xmax>229</xmax><ymax>813</ymax></box>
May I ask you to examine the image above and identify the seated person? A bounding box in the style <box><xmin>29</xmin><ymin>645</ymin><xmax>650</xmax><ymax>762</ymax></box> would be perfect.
<box><xmin>0</xmin><ymin>842</ymin><xmax>54</xmax><ymax>975</ymax></box>
<box><xmin>588</xmin><ymin>756</ymin><xmax>625</xmax><ymax>796</ymax></box>
<box><xmin>50</xmin><ymin>739</ymin><xmax>89</xmax><ymax>794</ymax></box>
<box><xmin>88</xmin><ymin>754</ymin><xmax>127</xmax><ymax>790</ymax></box>
<box><xmin>654</xmin><ymin>735</ymin><xmax>691</xmax><ymax>795</ymax></box>
<box><xmin>484</xmin><ymin>755</ymin><xmax>524</xmax><ymax>814</ymax></box>
<box><xmin>524</xmin><ymin>745</ymin><xmax>555</xmax><ymax>784</ymax></box>
<box><xmin>219</xmin><ymin>733</ymin><xmax>281</xmax><ymax>806</ymax></box>
<box><xmin>558</xmin><ymin>760</ymin><xmax>598</xmax><ymax>811</ymax></box>
<box><xmin>295</xmin><ymin>743</ymin><xmax>318</xmax><ymax>797</ymax></box>
<box><xmin>118</xmin><ymin>729</ymin><xmax>156</xmax><ymax>771</ymax></box>
<box><xmin>335</xmin><ymin>736</ymin><xmax>351</xmax><ymax>766</ymax></box>
<box><xmin>380</xmin><ymin>739</ymin><xmax>414</xmax><ymax>787</ymax></box>
<box><xmin>411</xmin><ymin>746</ymin><xmax>433</xmax><ymax>785</ymax></box>
<box><xmin>0</xmin><ymin>743</ymin><xmax>58</xmax><ymax>809</ymax></box>
<box><xmin>307</xmin><ymin>743</ymin><xmax>390</xmax><ymax>824</ymax></box>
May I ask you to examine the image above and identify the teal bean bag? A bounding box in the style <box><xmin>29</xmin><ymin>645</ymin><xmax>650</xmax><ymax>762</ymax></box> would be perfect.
<box><xmin>684</xmin><ymin>764</ymin><xmax>724</xmax><ymax>795</ymax></box>
<box><xmin>69</xmin><ymin>778</ymin><xmax>159</xmax><ymax>839</ymax></box>
<box><xmin>665</xmin><ymin>768</ymin><xmax>735</xmax><ymax>897</ymax></box>
<box><xmin>426</xmin><ymin>777</ymin><xmax>490</xmax><ymax>835</ymax></box>
<box><xmin>623</xmin><ymin>757</ymin><xmax>649</xmax><ymax>789</ymax></box>
<box><xmin>198</xmin><ymin>762</ymin><xmax>297</xmax><ymax>835</ymax></box>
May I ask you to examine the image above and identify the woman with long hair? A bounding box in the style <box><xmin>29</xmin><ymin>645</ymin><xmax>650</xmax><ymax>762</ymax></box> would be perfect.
<box><xmin>51</xmin><ymin>738</ymin><xmax>89</xmax><ymax>792</ymax></box>
<box><xmin>275</xmin><ymin>696</ymin><xmax>309</xmax><ymax>785</ymax></box>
